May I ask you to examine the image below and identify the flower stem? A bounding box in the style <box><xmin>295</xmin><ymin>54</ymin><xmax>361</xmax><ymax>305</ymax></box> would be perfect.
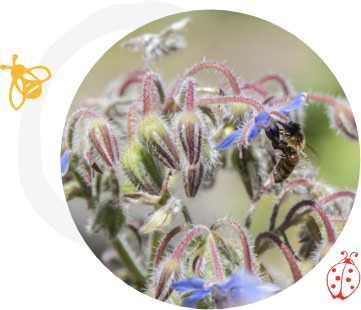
<box><xmin>255</xmin><ymin>232</ymin><xmax>302</xmax><ymax>283</ymax></box>
<box><xmin>269</xmin><ymin>178</ymin><xmax>311</xmax><ymax>231</ymax></box>
<box><xmin>207</xmin><ymin>234</ymin><xmax>225</xmax><ymax>281</ymax></box>
<box><xmin>278</xmin><ymin>200</ymin><xmax>336</xmax><ymax>245</ymax></box>
<box><xmin>118</xmin><ymin>69</ymin><xmax>146</xmax><ymax>96</ymax></box>
<box><xmin>66</xmin><ymin>109</ymin><xmax>98</xmax><ymax>149</ymax></box>
<box><xmin>318</xmin><ymin>190</ymin><xmax>355</xmax><ymax>206</ymax></box>
<box><xmin>127</xmin><ymin>103</ymin><xmax>138</xmax><ymax>140</ymax></box>
<box><xmin>111</xmin><ymin>237</ymin><xmax>146</xmax><ymax>285</ymax></box>
<box><xmin>197</xmin><ymin>95</ymin><xmax>265</xmax><ymax>112</ymax></box>
<box><xmin>185</xmin><ymin>60</ymin><xmax>241</xmax><ymax>95</ymax></box>
<box><xmin>147</xmin><ymin>230</ymin><xmax>163</xmax><ymax>277</ymax></box>
<box><xmin>172</xmin><ymin>225</ymin><xmax>210</xmax><ymax>261</ymax></box>
<box><xmin>154</xmin><ymin>224</ymin><xmax>190</xmax><ymax>268</ymax></box>
<box><xmin>181</xmin><ymin>204</ymin><xmax>193</xmax><ymax>224</ymax></box>
<box><xmin>211</xmin><ymin>219</ymin><xmax>253</xmax><ymax>273</ymax></box>
<box><xmin>256</xmin><ymin>74</ymin><xmax>290</xmax><ymax>95</ymax></box>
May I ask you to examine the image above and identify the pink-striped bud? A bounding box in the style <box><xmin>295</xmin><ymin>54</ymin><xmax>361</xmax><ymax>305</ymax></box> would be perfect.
<box><xmin>137</xmin><ymin>114</ymin><xmax>180</xmax><ymax>170</ymax></box>
<box><xmin>182</xmin><ymin>162</ymin><xmax>204</xmax><ymax>198</ymax></box>
<box><xmin>85</xmin><ymin>119</ymin><xmax>120</xmax><ymax>172</ymax></box>
<box><xmin>328</xmin><ymin>105</ymin><xmax>358</xmax><ymax>140</ymax></box>
<box><xmin>178</xmin><ymin>111</ymin><xmax>203</xmax><ymax>165</ymax></box>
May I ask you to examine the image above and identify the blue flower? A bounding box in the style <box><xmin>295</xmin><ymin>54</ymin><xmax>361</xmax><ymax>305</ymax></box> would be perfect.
<box><xmin>172</xmin><ymin>272</ymin><xmax>279</xmax><ymax>308</ymax></box>
<box><xmin>214</xmin><ymin>92</ymin><xmax>307</xmax><ymax>150</ymax></box>
<box><xmin>61</xmin><ymin>149</ymin><xmax>70</xmax><ymax>177</ymax></box>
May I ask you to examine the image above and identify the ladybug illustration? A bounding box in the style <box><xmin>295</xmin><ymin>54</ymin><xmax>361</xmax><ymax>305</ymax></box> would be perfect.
<box><xmin>326</xmin><ymin>251</ymin><xmax>360</xmax><ymax>300</ymax></box>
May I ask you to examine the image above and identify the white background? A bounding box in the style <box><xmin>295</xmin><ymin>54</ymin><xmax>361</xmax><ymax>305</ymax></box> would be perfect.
<box><xmin>0</xmin><ymin>0</ymin><xmax>360</xmax><ymax>309</ymax></box>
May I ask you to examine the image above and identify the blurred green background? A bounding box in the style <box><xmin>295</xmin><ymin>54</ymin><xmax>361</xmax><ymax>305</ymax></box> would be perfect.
<box><xmin>69</xmin><ymin>10</ymin><xmax>359</xmax><ymax>262</ymax></box>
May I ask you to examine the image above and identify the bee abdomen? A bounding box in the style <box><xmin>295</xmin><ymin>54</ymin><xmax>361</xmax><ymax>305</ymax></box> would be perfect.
<box><xmin>274</xmin><ymin>149</ymin><xmax>299</xmax><ymax>183</ymax></box>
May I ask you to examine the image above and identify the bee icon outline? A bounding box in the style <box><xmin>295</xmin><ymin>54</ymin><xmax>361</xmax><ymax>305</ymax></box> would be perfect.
<box><xmin>0</xmin><ymin>54</ymin><xmax>51</xmax><ymax>110</ymax></box>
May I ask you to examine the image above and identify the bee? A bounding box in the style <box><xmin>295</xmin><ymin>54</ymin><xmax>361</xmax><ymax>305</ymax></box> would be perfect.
<box><xmin>267</xmin><ymin>121</ymin><xmax>305</xmax><ymax>183</ymax></box>
<box><xmin>0</xmin><ymin>54</ymin><xmax>51</xmax><ymax>110</ymax></box>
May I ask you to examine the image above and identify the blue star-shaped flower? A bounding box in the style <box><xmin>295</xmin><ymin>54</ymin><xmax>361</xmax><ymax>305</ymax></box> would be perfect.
<box><xmin>172</xmin><ymin>272</ymin><xmax>279</xmax><ymax>308</ymax></box>
<box><xmin>215</xmin><ymin>92</ymin><xmax>307</xmax><ymax>150</ymax></box>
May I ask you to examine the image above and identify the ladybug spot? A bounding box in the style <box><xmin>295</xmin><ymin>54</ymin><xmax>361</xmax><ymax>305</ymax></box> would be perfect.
<box><xmin>351</xmin><ymin>285</ymin><xmax>355</xmax><ymax>289</ymax></box>
<box><xmin>335</xmin><ymin>276</ymin><xmax>341</xmax><ymax>281</ymax></box>
<box><xmin>331</xmin><ymin>284</ymin><xmax>336</xmax><ymax>289</ymax></box>
<box><xmin>332</xmin><ymin>268</ymin><xmax>336</xmax><ymax>272</ymax></box>
<box><xmin>349</xmin><ymin>268</ymin><xmax>354</xmax><ymax>273</ymax></box>
<box><xmin>346</xmin><ymin>277</ymin><xmax>351</xmax><ymax>282</ymax></box>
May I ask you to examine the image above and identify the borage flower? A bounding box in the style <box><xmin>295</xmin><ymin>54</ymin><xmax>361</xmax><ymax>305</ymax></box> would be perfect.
<box><xmin>61</xmin><ymin>149</ymin><xmax>70</xmax><ymax>177</ymax></box>
<box><xmin>215</xmin><ymin>92</ymin><xmax>307</xmax><ymax>150</ymax></box>
<box><xmin>172</xmin><ymin>272</ymin><xmax>279</xmax><ymax>308</ymax></box>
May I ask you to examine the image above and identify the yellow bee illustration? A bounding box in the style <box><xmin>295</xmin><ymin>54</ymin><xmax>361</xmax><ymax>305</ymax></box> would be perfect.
<box><xmin>0</xmin><ymin>54</ymin><xmax>51</xmax><ymax>110</ymax></box>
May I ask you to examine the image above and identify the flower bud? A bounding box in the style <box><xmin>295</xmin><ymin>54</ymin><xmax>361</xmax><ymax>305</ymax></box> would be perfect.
<box><xmin>182</xmin><ymin>162</ymin><xmax>204</xmax><ymax>198</ymax></box>
<box><xmin>140</xmin><ymin>198</ymin><xmax>181</xmax><ymax>234</ymax></box>
<box><xmin>200</xmin><ymin>139</ymin><xmax>219</xmax><ymax>188</ymax></box>
<box><xmin>122</xmin><ymin>138</ymin><xmax>164</xmax><ymax>195</ymax></box>
<box><xmin>155</xmin><ymin>258</ymin><xmax>181</xmax><ymax>301</ymax></box>
<box><xmin>328</xmin><ymin>105</ymin><xmax>358</xmax><ymax>140</ymax></box>
<box><xmin>89</xmin><ymin>199</ymin><xmax>126</xmax><ymax>239</ymax></box>
<box><xmin>86</xmin><ymin>119</ymin><xmax>120</xmax><ymax>171</ymax></box>
<box><xmin>63</xmin><ymin>180</ymin><xmax>82</xmax><ymax>200</ymax></box>
<box><xmin>229</xmin><ymin>102</ymin><xmax>248</xmax><ymax>122</ymax></box>
<box><xmin>178</xmin><ymin>111</ymin><xmax>202</xmax><ymax>165</ymax></box>
<box><xmin>137</xmin><ymin>114</ymin><xmax>180</xmax><ymax>170</ymax></box>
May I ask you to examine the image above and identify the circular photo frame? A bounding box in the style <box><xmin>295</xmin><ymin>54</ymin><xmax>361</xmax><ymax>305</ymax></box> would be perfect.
<box><xmin>60</xmin><ymin>10</ymin><xmax>359</xmax><ymax>308</ymax></box>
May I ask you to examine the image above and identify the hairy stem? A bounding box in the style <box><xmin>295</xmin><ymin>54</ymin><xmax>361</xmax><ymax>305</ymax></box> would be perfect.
<box><xmin>185</xmin><ymin>60</ymin><xmax>241</xmax><ymax>95</ymax></box>
<box><xmin>211</xmin><ymin>218</ymin><xmax>253</xmax><ymax>273</ymax></box>
<box><xmin>154</xmin><ymin>224</ymin><xmax>190</xmax><ymax>268</ymax></box>
<box><xmin>207</xmin><ymin>234</ymin><xmax>225</xmax><ymax>281</ymax></box>
<box><xmin>269</xmin><ymin>178</ymin><xmax>311</xmax><ymax>231</ymax></box>
<box><xmin>278</xmin><ymin>200</ymin><xmax>336</xmax><ymax>245</ymax></box>
<box><xmin>255</xmin><ymin>232</ymin><xmax>302</xmax><ymax>283</ymax></box>
<box><xmin>198</xmin><ymin>95</ymin><xmax>265</xmax><ymax>112</ymax></box>
<box><xmin>256</xmin><ymin>74</ymin><xmax>290</xmax><ymax>95</ymax></box>
<box><xmin>112</xmin><ymin>237</ymin><xmax>146</xmax><ymax>286</ymax></box>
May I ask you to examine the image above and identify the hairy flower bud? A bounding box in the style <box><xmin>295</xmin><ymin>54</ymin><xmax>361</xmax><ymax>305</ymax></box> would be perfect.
<box><xmin>89</xmin><ymin>199</ymin><xmax>125</xmax><ymax>239</ymax></box>
<box><xmin>140</xmin><ymin>198</ymin><xmax>182</xmax><ymax>234</ymax></box>
<box><xmin>137</xmin><ymin>114</ymin><xmax>180</xmax><ymax>170</ymax></box>
<box><xmin>229</xmin><ymin>102</ymin><xmax>248</xmax><ymax>122</ymax></box>
<box><xmin>86</xmin><ymin>119</ymin><xmax>120</xmax><ymax>172</ymax></box>
<box><xmin>328</xmin><ymin>105</ymin><xmax>358</xmax><ymax>140</ymax></box>
<box><xmin>155</xmin><ymin>258</ymin><xmax>181</xmax><ymax>301</ymax></box>
<box><xmin>200</xmin><ymin>139</ymin><xmax>219</xmax><ymax>188</ymax></box>
<box><xmin>122</xmin><ymin>138</ymin><xmax>164</xmax><ymax>195</ymax></box>
<box><xmin>178</xmin><ymin>111</ymin><xmax>203</xmax><ymax>165</ymax></box>
<box><xmin>182</xmin><ymin>162</ymin><xmax>204</xmax><ymax>198</ymax></box>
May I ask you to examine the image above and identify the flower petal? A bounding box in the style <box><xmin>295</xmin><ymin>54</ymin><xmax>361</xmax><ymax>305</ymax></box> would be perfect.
<box><xmin>61</xmin><ymin>149</ymin><xmax>70</xmax><ymax>176</ymax></box>
<box><xmin>214</xmin><ymin>128</ymin><xmax>243</xmax><ymax>150</ymax></box>
<box><xmin>254</xmin><ymin>112</ymin><xmax>271</xmax><ymax>127</ymax></box>
<box><xmin>216</xmin><ymin>273</ymin><xmax>243</xmax><ymax>294</ymax></box>
<box><xmin>172</xmin><ymin>277</ymin><xmax>206</xmax><ymax>292</ymax></box>
<box><xmin>181</xmin><ymin>289</ymin><xmax>211</xmax><ymax>308</ymax></box>
<box><xmin>247</xmin><ymin>124</ymin><xmax>260</xmax><ymax>140</ymax></box>
<box><xmin>215</xmin><ymin>272</ymin><xmax>280</xmax><ymax>306</ymax></box>
<box><xmin>279</xmin><ymin>92</ymin><xmax>307</xmax><ymax>115</ymax></box>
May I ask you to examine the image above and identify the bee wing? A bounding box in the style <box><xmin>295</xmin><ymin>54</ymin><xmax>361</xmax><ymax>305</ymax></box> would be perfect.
<box><xmin>302</xmin><ymin>143</ymin><xmax>320</xmax><ymax>162</ymax></box>
<box><xmin>26</xmin><ymin>66</ymin><xmax>51</xmax><ymax>82</ymax></box>
<box><xmin>9</xmin><ymin>80</ymin><xmax>26</xmax><ymax>110</ymax></box>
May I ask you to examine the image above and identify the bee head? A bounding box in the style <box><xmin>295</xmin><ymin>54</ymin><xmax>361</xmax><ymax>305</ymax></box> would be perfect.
<box><xmin>278</xmin><ymin>121</ymin><xmax>301</xmax><ymax>135</ymax></box>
